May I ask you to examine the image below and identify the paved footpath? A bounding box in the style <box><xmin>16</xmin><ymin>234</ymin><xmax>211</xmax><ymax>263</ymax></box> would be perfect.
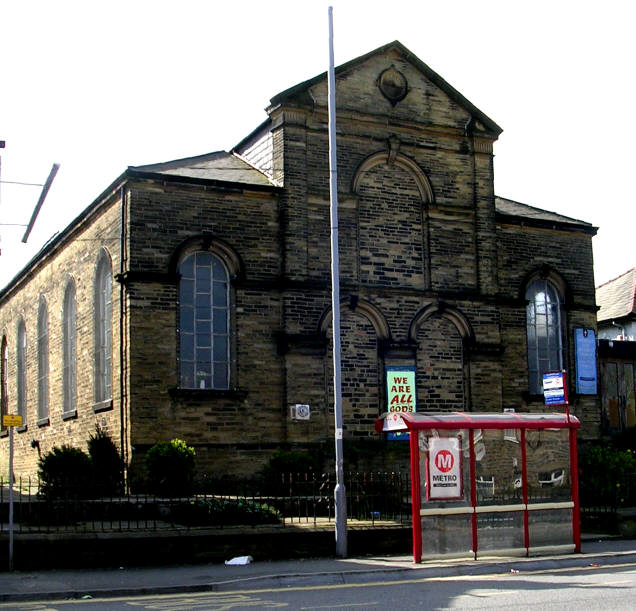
<box><xmin>1</xmin><ymin>537</ymin><xmax>636</xmax><ymax>603</ymax></box>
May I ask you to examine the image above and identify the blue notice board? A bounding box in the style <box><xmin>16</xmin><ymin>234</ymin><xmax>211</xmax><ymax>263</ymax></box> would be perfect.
<box><xmin>574</xmin><ymin>328</ymin><xmax>597</xmax><ymax>394</ymax></box>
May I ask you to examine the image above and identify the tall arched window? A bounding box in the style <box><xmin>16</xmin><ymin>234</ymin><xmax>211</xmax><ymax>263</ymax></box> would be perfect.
<box><xmin>17</xmin><ymin>317</ymin><xmax>26</xmax><ymax>422</ymax></box>
<box><xmin>526</xmin><ymin>279</ymin><xmax>564</xmax><ymax>394</ymax></box>
<box><xmin>63</xmin><ymin>280</ymin><xmax>77</xmax><ymax>416</ymax></box>
<box><xmin>1</xmin><ymin>336</ymin><xmax>8</xmax><ymax>427</ymax></box>
<box><xmin>37</xmin><ymin>297</ymin><xmax>49</xmax><ymax>421</ymax></box>
<box><xmin>94</xmin><ymin>250</ymin><xmax>112</xmax><ymax>404</ymax></box>
<box><xmin>178</xmin><ymin>251</ymin><xmax>230</xmax><ymax>389</ymax></box>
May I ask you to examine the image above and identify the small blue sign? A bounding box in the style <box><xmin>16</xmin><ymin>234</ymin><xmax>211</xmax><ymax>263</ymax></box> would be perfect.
<box><xmin>574</xmin><ymin>328</ymin><xmax>597</xmax><ymax>395</ymax></box>
<box><xmin>543</xmin><ymin>371</ymin><xmax>566</xmax><ymax>406</ymax></box>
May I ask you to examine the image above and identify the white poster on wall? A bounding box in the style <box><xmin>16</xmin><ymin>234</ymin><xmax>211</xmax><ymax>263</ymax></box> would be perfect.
<box><xmin>427</xmin><ymin>436</ymin><xmax>463</xmax><ymax>500</ymax></box>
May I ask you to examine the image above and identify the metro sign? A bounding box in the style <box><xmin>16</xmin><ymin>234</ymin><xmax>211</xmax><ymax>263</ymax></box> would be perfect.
<box><xmin>427</xmin><ymin>436</ymin><xmax>463</xmax><ymax>500</ymax></box>
<box><xmin>435</xmin><ymin>450</ymin><xmax>454</xmax><ymax>473</ymax></box>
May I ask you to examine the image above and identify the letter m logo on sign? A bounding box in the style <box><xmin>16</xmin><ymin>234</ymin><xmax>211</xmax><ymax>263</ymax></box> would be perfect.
<box><xmin>435</xmin><ymin>450</ymin><xmax>454</xmax><ymax>473</ymax></box>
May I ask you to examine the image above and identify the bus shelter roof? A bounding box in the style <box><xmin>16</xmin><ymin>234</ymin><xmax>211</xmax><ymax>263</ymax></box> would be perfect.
<box><xmin>375</xmin><ymin>411</ymin><xmax>580</xmax><ymax>433</ymax></box>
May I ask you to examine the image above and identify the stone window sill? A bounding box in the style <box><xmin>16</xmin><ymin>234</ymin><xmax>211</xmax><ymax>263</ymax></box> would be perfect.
<box><xmin>168</xmin><ymin>387</ymin><xmax>248</xmax><ymax>400</ymax></box>
<box><xmin>16</xmin><ymin>424</ymin><xmax>27</xmax><ymax>433</ymax></box>
<box><xmin>62</xmin><ymin>410</ymin><xmax>78</xmax><ymax>421</ymax></box>
<box><xmin>93</xmin><ymin>399</ymin><xmax>113</xmax><ymax>414</ymax></box>
<box><xmin>37</xmin><ymin>417</ymin><xmax>50</xmax><ymax>428</ymax></box>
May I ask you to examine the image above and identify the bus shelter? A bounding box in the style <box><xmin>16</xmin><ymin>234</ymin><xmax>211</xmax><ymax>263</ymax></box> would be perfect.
<box><xmin>375</xmin><ymin>411</ymin><xmax>581</xmax><ymax>562</ymax></box>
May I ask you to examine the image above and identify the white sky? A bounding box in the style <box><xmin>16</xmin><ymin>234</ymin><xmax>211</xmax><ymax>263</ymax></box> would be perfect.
<box><xmin>1</xmin><ymin>0</ymin><xmax>634</xmax><ymax>291</ymax></box>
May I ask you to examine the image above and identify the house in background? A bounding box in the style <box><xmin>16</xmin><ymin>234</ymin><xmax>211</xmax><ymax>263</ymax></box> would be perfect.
<box><xmin>597</xmin><ymin>268</ymin><xmax>636</xmax><ymax>341</ymax></box>
<box><xmin>596</xmin><ymin>269</ymin><xmax>636</xmax><ymax>432</ymax></box>
<box><xmin>0</xmin><ymin>41</ymin><xmax>600</xmax><ymax>483</ymax></box>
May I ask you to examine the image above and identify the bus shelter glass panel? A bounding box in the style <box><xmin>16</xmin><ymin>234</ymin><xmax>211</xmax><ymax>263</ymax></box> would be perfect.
<box><xmin>421</xmin><ymin>513</ymin><xmax>473</xmax><ymax>557</ymax></box>
<box><xmin>528</xmin><ymin>508</ymin><xmax>573</xmax><ymax>548</ymax></box>
<box><xmin>526</xmin><ymin>429</ymin><xmax>571</xmax><ymax>504</ymax></box>
<box><xmin>475</xmin><ymin>428</ymin><xmax>523</xmax><ymax>505</ymax></box>
<box><xmin>526</xmin><ymin>428</ymin><xmax>572</xmax><ymax>548</ymax></box>
<box><xmin>419</xmin><ymin>428</ymin><xmax>473</xmax><ymax>556</ymax></box>
<box><xmin>475</xmin><ymin>428</ymin><xmax>524</xmax><ymax>552</ymax></box>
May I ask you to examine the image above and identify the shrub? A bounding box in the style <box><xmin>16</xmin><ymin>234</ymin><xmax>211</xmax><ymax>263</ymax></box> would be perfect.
<box><xmin>258</xmin><ymin>449</ymin><xmax>320</xmax><ymax>495</ymax></box>
<box><xmin>171</xmin><ymin>497</ymin><xmax>281</xmax><ymax>526</ymax></box>
<box><xmin>579</xmin><ymin>443</ymin><xmax>636</xmax><ymax>507</ymax></box>
<box><xmin>38</xmin><ymin>445</ymin><xmax>93</xmax><ymax>499</ymax></box>
<box><xmin>261</xmin><ymin>449</ymin><xmax>318</xmax><ymax>477</ymax></box>
<box><xmin>145</xmin><ymin>439</ymin><xmax>196</xmax><ymax>497</ymax></box>
<box><xmin>88</xmin><ymin>426</ymin><xmax>125</xmax><ymax>496</ymax></box>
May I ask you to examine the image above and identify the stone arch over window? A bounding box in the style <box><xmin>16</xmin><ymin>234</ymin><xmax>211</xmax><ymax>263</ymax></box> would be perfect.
<box><xmin>352</xmin><ymin>150</ymin><xmax>433</xmax><ymax>289</ymax></box>
<box><xmin>62</xmin><ymin>278</ymin><xmax>77</xmax><ymax>418</ymax></box>
<box><xmin>352</xmin><ymin>151</ymin><xmax>434</xmax><ymax>203</ymax></box>
<box><xmin>408</xmin><ymin>302</ymin><xmax>474</xmax><ymax>345</ymax></box>
<box><xmin>175</xmin><ymin>238</ymin><xmax>241</xmax><ymax>390</ymax></box>
<box><xmin>523</xmin><ymin>268</ymin><xmax>567</xmax><ymax>395</ymax></box>
<box><xmin>318</xmin><ymin>297</ymin><xmax>391</xmax><ymax>341</ymax></box>
<box><xmin>320</xmin><ymin>298</ymin><xmax>389</xmax><ymax>437</ymax></box>
<box><xmin>17</xmin><ymin>316</ymin><xmax>26</xmax><ymax>423</ymax></box>
<box><xmin>409</xmin><ymin>302</ymin><xmax>474</xmax><ymax>412</ymax></box>
<box><xmin>169</xmin><ymin>236</ymin><xmax>244</xmax><ymax>280</ymax></box>
<box><xmin>94</xmin><ymin>248</ymin><xmax>113</xmax><ymax>406</ymax></box>
<box><xmin>37</xmin><ymin>296</ymin><xmax>49</xmax><ymax>422</ymax></box>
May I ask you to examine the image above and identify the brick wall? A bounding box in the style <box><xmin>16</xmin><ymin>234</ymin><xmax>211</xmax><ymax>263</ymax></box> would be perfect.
<box><xmin>0</xmin><ymin>44</ymin><xmax>601</xmax><ymax>481</ymax></box>
<box><xmin>0</xmin><ymin>197</ymin><xmax>123</xmax><ymax>479</ymax></box>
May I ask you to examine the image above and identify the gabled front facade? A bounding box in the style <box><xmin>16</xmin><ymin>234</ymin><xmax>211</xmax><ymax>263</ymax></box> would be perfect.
<box><xmin>0</xmin><ymin>42</ymin><xmax>600</xmax><ymax>481</ymax></box>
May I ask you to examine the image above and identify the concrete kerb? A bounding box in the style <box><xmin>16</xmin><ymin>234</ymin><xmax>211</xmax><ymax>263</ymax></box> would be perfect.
<box><xmin>1</xmin><ymin>540</ymin><xmax>636</xmax><ymax>603</ymax></box>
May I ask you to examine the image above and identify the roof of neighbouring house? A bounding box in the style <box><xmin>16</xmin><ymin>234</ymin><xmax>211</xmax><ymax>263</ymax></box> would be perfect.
<box><xmin>596</xmin><ymin>268</ymin><xmax>636</xmax><ymax>322</ymax></box>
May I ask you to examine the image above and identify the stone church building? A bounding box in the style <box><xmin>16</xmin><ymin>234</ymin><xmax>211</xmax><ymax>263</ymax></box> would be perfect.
<box><xmin>0</xmin><ymin>42</ymin><xmax>599</xmax><ymax>481</ymax></box>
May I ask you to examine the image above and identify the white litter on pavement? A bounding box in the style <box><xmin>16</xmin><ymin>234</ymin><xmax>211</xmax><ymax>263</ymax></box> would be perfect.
<box><xmin>225</xmin><ymin>555</ymin><xmax>253</xmax><ymax>566</ymax></box>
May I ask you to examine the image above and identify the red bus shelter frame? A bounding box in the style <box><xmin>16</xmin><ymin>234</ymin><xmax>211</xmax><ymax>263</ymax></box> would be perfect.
<box><xmin>375</xmin><ymin>411</ymin><xmax>581</xmax><ymax>562</ymax></box>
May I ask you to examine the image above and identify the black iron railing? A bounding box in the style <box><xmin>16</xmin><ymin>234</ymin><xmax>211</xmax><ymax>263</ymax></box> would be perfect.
<box><xmin>0</xmin><ymin>471</ymin><xmax>411</xmax><ymax>534</ymax></box>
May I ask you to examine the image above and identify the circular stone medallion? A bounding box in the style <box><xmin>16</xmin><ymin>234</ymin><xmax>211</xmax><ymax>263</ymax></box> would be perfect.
<box><xmin>378</xmin><ymin>66</ymin><xmax>408</xmax><ymax>105</ymax></box>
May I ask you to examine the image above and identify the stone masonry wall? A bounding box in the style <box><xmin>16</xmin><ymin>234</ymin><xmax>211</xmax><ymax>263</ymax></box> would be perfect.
<box><xmin>0</xmin><ymin>197</ymin><xmax>123</xmax><ymax>480</ymax></box>
<box><xmin>497</xmin><ymin>222</ymin><xmax>600</xmax><ymax>438</ymax></box>
<box><xmin>124</xmin><ymin>182</ymin><xmax>285</xmax><ymax>477</ymax></box>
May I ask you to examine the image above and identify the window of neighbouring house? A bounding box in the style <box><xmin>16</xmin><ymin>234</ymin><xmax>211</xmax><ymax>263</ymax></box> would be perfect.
<box><xmin>37</xmin><ymin>297</ymin><xmax>49</xmax><ymax>421</ymax></box>
<box><xmin>63</xmin><ymin>279</ymin><xmax>77</xmax><ymax>417</ymax></box>
<box><xmin>17</xmin><ymin>317</ymin><xmax>26</xmax><ymax>423</ymax></box>
<box><xmin>178</xmin><ymin>251</ymin><xmax>230</xmax><ymax>390</ymax></box>
<box><xmin>526</xmin><ymin>279</ymin><xmax>564</xmax><ymax>394</ymax></box>
<box><xmin>94</xmin><ymin>250</ymin><xmax>112</xmax><ymax>404</ymax></box>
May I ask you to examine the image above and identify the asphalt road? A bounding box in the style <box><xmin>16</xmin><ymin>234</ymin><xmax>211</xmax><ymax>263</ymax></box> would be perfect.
<box><xmin>4</xmin><ymin>560</ymin><xmax>636</xmax><ymax>610</ymax></box>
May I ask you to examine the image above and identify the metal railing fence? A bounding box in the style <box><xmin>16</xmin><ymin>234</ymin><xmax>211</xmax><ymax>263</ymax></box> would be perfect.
<box><xmin>0</xmin><ymin>471</ymin><xmax>411</xmax><ymax>534</ymax></box>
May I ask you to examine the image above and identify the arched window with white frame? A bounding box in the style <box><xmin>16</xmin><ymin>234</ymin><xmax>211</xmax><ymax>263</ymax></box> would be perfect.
<box><xmin>63</xmin><ymin>279</ymin><xmax>77</xmax><ymax>416</ymax></box>
<box><xmin>1</xmin><ymin>336</ymin><xmax>8</xmax><ymax>427</ymax></box>
<box><xmin>525</xmin><ymin>278</ymin><xmax>564</xmax><ymax>394</ymax></box>
<box><xmin>94</xmin><ymin>250</ymin><xmax>112</xmax><ymax>404</ymax></box>
<box><xmin>17</xmin><ymin>317</ymin><xmax>27</xmax><ymax>422</ymax></box>
<box><xmin>178</xmin><ymin>251</ymin><xmax>230</xmax><ymax>389</ymax></box>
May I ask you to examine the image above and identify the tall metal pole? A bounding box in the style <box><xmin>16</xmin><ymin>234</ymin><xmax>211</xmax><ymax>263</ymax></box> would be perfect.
<box><xmin>328</xmin><ymin>5</ymin><xmax>347</xmax><ymax>558</ymax></box>
<box><xmin>8</xmin><ymin>424</ymin><xmax>14</xmax><ymax>570</ymax></box>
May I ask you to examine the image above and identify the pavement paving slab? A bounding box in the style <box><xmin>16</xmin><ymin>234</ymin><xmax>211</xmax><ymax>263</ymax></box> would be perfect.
<box><xmin>1</xmin><ymin>536</ymin><xmax>636</xmax><ymax>603</ymax></box>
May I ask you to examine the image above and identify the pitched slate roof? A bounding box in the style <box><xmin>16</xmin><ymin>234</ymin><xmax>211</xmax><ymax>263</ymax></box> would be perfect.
<box><xmin>495</xmin><ymin>196</ymin><xmax>597</xmax><ymax>233</ymax></box>
<box><xmin>596</xmin><ymin>268</ymin><xmax>636</xmax><ymax>322</ymax></box>
<box><xmin>128</xmin><ymin>151</ymin><xmax>277</xmax><ymax>190</ymax></box>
